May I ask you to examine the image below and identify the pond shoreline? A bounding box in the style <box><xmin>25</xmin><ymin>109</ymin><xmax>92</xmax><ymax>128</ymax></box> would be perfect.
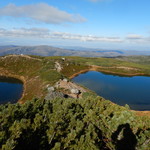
<box><xmin>69</xmin><ymin>65</ymin><xmax>150</xmax><ymax>79</ymax></box>
<box><xmin>70</xmin><ymin>66</ymin><xmax>150</xmax><ymax>117</ymax></box>
<box><xmin>0</xmin><ymin>72</ymin><xmax>26</xmax><ymax>104</ymax></box>
<box><xmin>1</xmin><ymin>64</ymin><xmax>150</xmax><ymax>117</ymax></box>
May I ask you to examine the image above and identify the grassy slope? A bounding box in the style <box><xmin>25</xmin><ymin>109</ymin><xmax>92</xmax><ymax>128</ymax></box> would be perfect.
<box><xmin>0</xmin><ymin>55</ymin><xmax>150</xmax><ymax>149</ymax></box>
<box><xmin>59</xmin><ymin>56</ymin><xmax>150</xmax><ymax>76</ymax></box>
<box><xmin>0</xmin><ymin>55</ymin><xmax>62</xmax><ymax>102</ymax></box>
<box><xmin>0</xmin><ymin>55</ymin><xmax>150</xmax><ymax>102</ymax></box>
<box><xmin>116</xmin><ymin>56</ymin><xmax>150</xmax><ymax>64</ymax></box>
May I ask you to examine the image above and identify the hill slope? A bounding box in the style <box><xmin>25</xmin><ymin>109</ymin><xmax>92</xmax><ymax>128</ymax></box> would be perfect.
<box><xmin>0</xmin><ymin>55</ymin><xmax>150</xmax><ymax>102</ymax></box>
<box><xmin>1</xmin><ymin>45</ymin><xmax>150</xmax><ymax>57</ymax></box>
<box><xmin>0</xmin><ymin>55</ymin><xmax>150</xmax><ymax>150</ymax></box>
<box><xmin>0</xmin><ymin>96</ymin><xmax>150</xmax><ymax>150</ymax></box>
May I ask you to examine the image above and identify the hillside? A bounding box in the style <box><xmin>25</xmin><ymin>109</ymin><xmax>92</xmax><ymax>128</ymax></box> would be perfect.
<box><xmin>0</xmin><ymin>55</ymin><xmax>150</xmax><ymax>150</ymax></box>
<box><xmin>116</xmin><ymin>56</ymin><xmax>150</xmax><ymax>65</ymax></box>
<box><xmin>1</xmin><ymin>96</ymin><xmax>150</xmax><ymax>150</ymax></box>
<box><xmin>1</xmin><ymin>45</ymin><xmax>150</xmax><ymax>57</ymax></box>
<box><xmin>0</xmin><ymin>55</ymin><xmax>150</xmax><ymax>102</ymax></box>
<box><xmin>0</xmin><ymin>45</ymin><xmax>123</xmax><ymax>57</ymax></box>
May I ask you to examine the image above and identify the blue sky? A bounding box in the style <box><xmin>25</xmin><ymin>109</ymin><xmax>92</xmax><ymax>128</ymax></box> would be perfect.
<box><xmin>0</xmin><ymin>0</ymin><xmax>150</xmax><ymax>50</ymax></box>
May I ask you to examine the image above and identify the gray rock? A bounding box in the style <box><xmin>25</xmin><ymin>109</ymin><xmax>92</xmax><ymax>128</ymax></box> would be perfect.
<box><xmin>63</xmin><ymin>78</ymin><xmax>68</xmax><ymax>82</ymax></box>
<box><xmin>45</xmin><ymin>91</ymin><xmax>67</xmax><ymax>100</ymax></box>
<box><xmin>47</xmin><ymin>86</ymin><xmax>55</xmax><ymax>92</ymax></box>
<box><xmin>62</xmin><ymin>57</ymin><xmax>66</xmax><ymax>61</ymax></box>
<box><xmin>70</xmin><ymin>89</ymin><xmax>80</xmax><ymax>94</ymax></box>
<box><xmin>54</xmin><ymin>82</ymin><xmax>60</xmax><ymax>88</ymax></box>
<box><xmin>46</xmin><ymin>84</ymin><xmax>50</xmax><ymax>88</ymax></box>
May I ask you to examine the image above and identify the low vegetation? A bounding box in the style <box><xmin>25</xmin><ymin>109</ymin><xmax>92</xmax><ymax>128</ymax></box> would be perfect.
<box><xmin>0</xmin><ymin>96</ymin><xmax>150</xmax><ymax>150</ymax></box>
<box><xmin>0</xmin><ymin>55</ymin><xmax>150</xmax><ymax>149</ymax></box>
<box><xmin>61</xmin><ymin>56</ymin><xmax>150</xmax><ymax>76</ymax></box>
<box><xmin>0</xmin><ymin>55</ymin><xmax>150</xmax><ymax>101</ymax></box>
<box><xmin>0</xmin><ymin>55</ymin><xmax>62</xmax><ymax>102</ymax></box>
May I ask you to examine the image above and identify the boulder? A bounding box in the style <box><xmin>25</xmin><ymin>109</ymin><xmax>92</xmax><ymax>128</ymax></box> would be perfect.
<box><xmin>54</xmin><ymin>82</ymin><xmax>60</xmax><ymax>88</ymax></box>
<box><xmin>63</xmin><ymin>78</ymin><xmax>68</xmax><ymax>82</ymax></box>
<box><xmin>47</xmin><ymin>86</ymin><xmax>55</xmax><ymax>92</ymax></box>
<box><xmin>62</xmin><ymin>57</ymin><xmax>66</xmax><ymax>61</ymax></box>
<box><xmin>70</xmin><ymin>89</ymin><xmax>80</xmax><ymax>94</ymax></box>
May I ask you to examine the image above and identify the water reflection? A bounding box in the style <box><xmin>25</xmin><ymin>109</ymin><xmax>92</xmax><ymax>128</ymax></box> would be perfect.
<box><xmin>72</xmin><ymin>71</ymin><xmax>150</xmax><ymax>111</ymax></box>
<box><xmin>0</xmin><ymin>76</ymin><xmax>23</xmax><ymax>104</ymax></box>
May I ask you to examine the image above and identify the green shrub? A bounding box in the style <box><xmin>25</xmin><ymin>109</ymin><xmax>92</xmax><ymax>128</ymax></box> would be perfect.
<box><xmin>0</xmin><ymin>96</ymin><xmax>149</xmax><ymax>150</ymax></box>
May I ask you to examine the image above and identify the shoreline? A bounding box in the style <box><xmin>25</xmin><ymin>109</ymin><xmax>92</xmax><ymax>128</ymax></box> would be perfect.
<box><xmin>1</xmin><ymin>65</ymin><xmax>150</xmax><ymax>117</ymax></box>
<box><xmin>0</xmin><ymin>72</ymin><xmax>26</xmax><ymax>104</ymax></box>
<box><xmin>69</xmin><ymin>65</ymin><xmax>150</xmax><ymax>117</ymax></box>
<box><xmin>69</xmin><ymin>65</ymin><xmax>149</xmax><ymax>79</ymax></box>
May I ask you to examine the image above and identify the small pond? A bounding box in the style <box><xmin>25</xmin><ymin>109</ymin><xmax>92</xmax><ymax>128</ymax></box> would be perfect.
<box><xmin>0</xmin><ymin>76</ymin><xmax>23</xmax><ymax>104</ymax></box>
<box><xmin>72</xmin><ymin>71</ymin><xmax>150</xmax><ymax>111</ymax></box>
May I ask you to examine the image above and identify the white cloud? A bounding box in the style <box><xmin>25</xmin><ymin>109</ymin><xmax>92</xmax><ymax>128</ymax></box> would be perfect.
<box><xmin>3</xmin><ymin>28</ymin><xmax>150</xmax><ymax>44</ymax></box>
<box><xmin>0</xmin><ymin>3</ymin><xmax>86</xmax><ymax>24</ymax></box>
<box><xmin>52</xmin><ymin>32</ymin><xmax>123</xmax><ymax>42</ymax></box>
<box><xmin>0</xmin><ymin>28</ymin><xmax>50</xmax><ymax>38</ymax></box>
<box><xmin>126</xmin><ymin>34</ymin><xmax>143</xmax><ymax>39</ymax></box>
<box><xmin>0</xmin><ymin>28</ymin><xmax>123</xmax><ymax>43</ymax></box>
<box><xmin>125</xmin><ymin>34</ymin><xmax>150</xmax><ymax>44</ymax></box>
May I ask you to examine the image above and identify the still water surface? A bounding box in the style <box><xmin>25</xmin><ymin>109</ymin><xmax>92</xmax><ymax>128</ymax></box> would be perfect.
<box><xmin>72</xmin><ymin>71</ymin><xmax>150</xmax><ymax>111</ymax></box>
<box><xmin>0</xmin><ymin>76</ymin><xmax>23</xmax><ymax>104</ymax></box>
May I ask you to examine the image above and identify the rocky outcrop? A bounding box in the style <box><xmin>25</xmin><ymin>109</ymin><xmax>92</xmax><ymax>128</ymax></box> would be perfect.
<box><xmin>45</xmin><ymin>91</ymin><xmax>66</xmax><ymax>100</ymax></box>
<box><xmin>55</xmin><ymin>62</ymin><xmax>63</xmax><ymax>72</ymax></box>
<box><xmin>54</xmin><ymin>79</ymin><xmax>87</xmax><ymax>98</ymax></box>
<box><xmin>70</xmin><ymin>89</ymin><xmax>80</xmax><ymax>94</ymax></box>
<box><xmin>47</xmin><ymin>86</ymin><xmax>55</xmax><ymax>92</ymax></box>
<box><xmin>45</xmin><ymin>85</ymin><xmax>69</xmax><ymax>100</ymax></box>
<box><xmin>61</xmin><ymin>57</ymin><xmax>66</xmax><ymax>61</ymax></box>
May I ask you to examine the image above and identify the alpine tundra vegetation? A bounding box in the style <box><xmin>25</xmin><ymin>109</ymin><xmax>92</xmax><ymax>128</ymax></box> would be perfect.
<box><xmin>0</xmin><ymin>55</ymin><xmax>150</xmax><ymax>150</ymax></box>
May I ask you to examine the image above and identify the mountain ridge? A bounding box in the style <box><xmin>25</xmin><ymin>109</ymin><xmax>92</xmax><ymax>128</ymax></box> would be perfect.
<box><xmin>1</xmin><ymin>45</ymin><xmax>150</xmax><ymax>57</ymax></box>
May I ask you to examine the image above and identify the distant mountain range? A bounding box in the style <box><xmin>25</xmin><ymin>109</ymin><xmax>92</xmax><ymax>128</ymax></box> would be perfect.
<box><xmin>0</xmin><ymin>45</ymin><xmax>150</xmax><ymax>57</ymax></box>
